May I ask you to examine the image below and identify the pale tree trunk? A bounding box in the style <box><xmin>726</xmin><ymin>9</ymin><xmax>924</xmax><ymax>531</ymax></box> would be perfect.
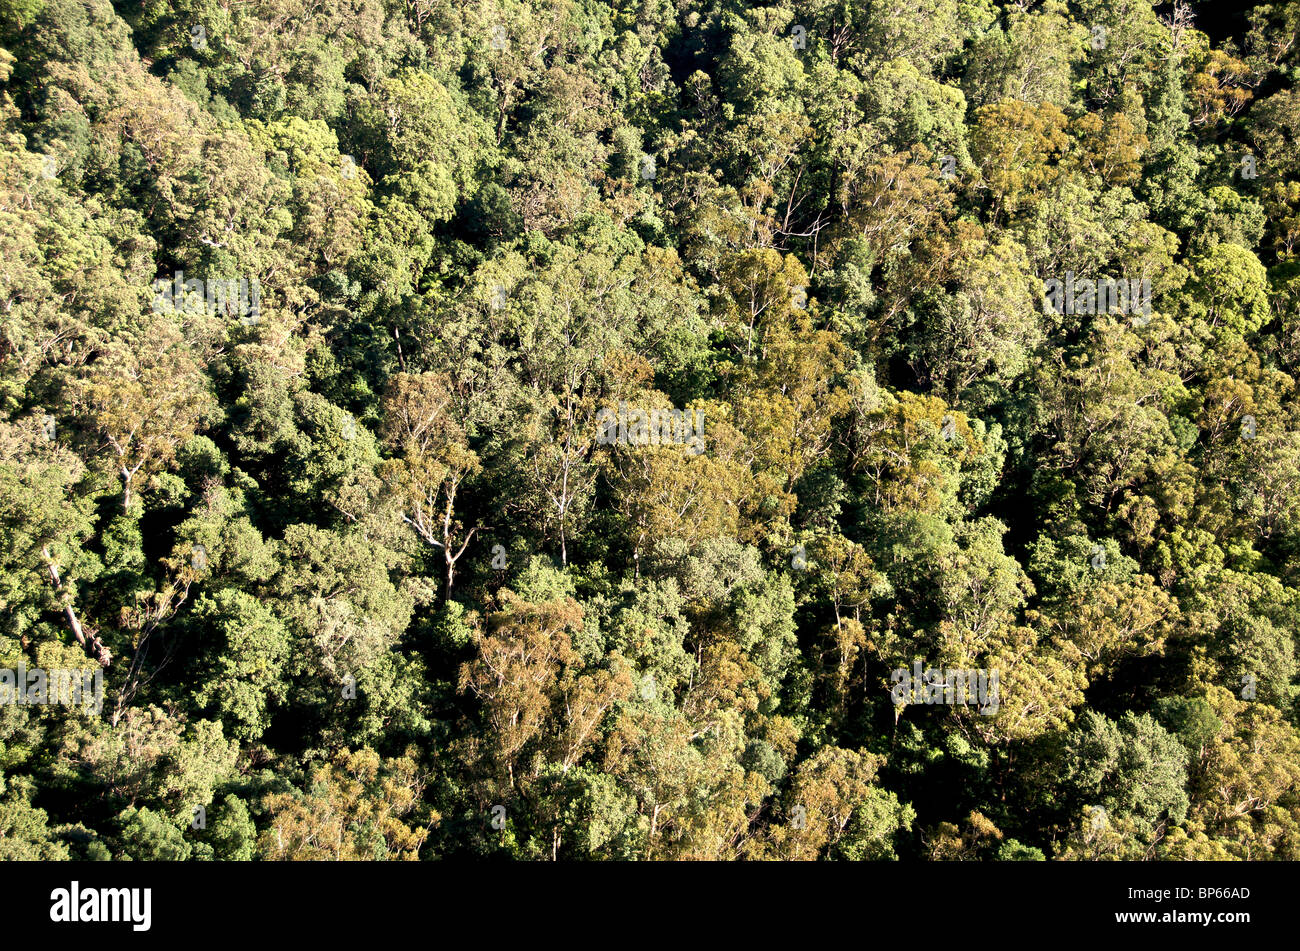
<box><xmin>440</xmin><ymin>480</ymin><xmax>477</xmax><ymax>602</ymax></box>
<box><xmin>42</xmin><ymin>547</ymin><xmax>111</xmax><ymax>666</ymax></box>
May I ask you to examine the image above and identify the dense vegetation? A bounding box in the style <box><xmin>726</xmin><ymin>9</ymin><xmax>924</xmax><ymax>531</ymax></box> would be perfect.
<box><xmin>2</xmin><ymin>0</ymin><xmax>1300</xmax><ymax>861</ymax></box>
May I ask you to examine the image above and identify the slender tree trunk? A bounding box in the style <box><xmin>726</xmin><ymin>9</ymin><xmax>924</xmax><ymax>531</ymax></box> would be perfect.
<box><xmin>647</xmin><ymin>803</ymin><xmax>661</xmax><ymax>858</ymax></box>
<box><xmin>42</xmin><ymin>547</ymin><xmax>110</xmax><ymax>666</ymax></box>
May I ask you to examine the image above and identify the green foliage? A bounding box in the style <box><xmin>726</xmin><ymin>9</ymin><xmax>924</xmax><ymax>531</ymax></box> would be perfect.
<box><xmin>0</xmin><ymin>0</ymin><xmax>1297</xmax><ymax>863</ymax></box>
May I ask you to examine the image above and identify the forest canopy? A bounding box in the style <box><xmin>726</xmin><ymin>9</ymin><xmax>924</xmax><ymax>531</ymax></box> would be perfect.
<box><xmin>2</xmin><ymin>0</ymin><xmax>1300</xmax><ymax>861</ymax></box>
